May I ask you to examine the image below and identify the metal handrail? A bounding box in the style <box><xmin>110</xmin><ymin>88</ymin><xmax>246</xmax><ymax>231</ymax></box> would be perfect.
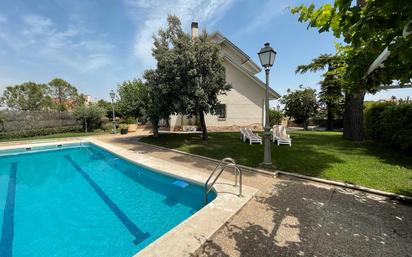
<box><xmin>204</xmin><ymin>158</ymin><xmax>242</xmax><ymax>204</ymax></box>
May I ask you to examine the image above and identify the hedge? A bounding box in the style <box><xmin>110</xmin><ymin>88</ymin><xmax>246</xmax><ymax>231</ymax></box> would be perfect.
<box><xmin>365</xmin><ymin>102</ymin><xmax>412</xmax><ymax>151</ymax></box>
<box><xmin>0</xmin><ymin>125</ymin><xmax>82</xmax><ymax>140</ymax></box>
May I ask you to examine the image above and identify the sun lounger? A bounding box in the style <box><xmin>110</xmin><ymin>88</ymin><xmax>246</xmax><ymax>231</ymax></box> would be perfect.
<box><xmin>272</xmin><ymin>125</ymin><xmax>292</xmax><ymax>146</ymax></box>
<box><xmin>240</xmin><ymin>128</ymin><xmax>262</xmax><ymax>144</ymax></box>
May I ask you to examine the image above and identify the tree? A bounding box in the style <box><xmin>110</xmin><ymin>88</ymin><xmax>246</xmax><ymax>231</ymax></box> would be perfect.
<box><xmin>143</xmin><ymin>15</ymin><xmax>184</xmax><ymax>136</ymax></box>
<box><xmin>148</xmin><ymin>15</ymin><xmax>230</xmax><ymax>140</ymax></box>
<box><xmin>73</xmin><ymin>104</ymin><xmax>105</xmax><ymax>133</ymax></box>
<box><xmin>48</xmin><ymin>78</ymin><xmax>79</xmax><ymax>111</ymax></box>
<box><xmin>142</xmin><ymin>69</ymin><xmax>171</xmax><ymax>137</ymax></box>
<box><xmin>177</xmin><ymin>31</ymin><xmax>230</xmax><ymax>140</ymax></box>
<box><xmin>291</xmin><ymin>0</ymin><xmax>412</xmax><ymax>140</ymax></box>
<box><xmin>0</xmin><ymin>82</ymin><xmax>53</xmax><ymax>111</ymax></box>
<box><xmin>281</xmin><ymin>86</ymin><xmax>318</xmax><ymax>130</ymax></box>
<box><xmin>0</xmin><ymin>112</ymin><xmax>4</xmax><ymax>131</ymax></box>
<box><xmin>269</xmin><ymin>108</ymin><xmax>283</xmax><ymax>127</ymax></box>
<box><xmin>117</xmin><ymin>79</ymin><xmax>146</xmax><ymax>119</ymax></box>
<box><xmin>96</xmin><ymin>99</ymin><xmax>121</xmax><ymax>120</ymax></box>
<box><xmin>296</xmin><ymin>54</ymin><xmax>344</xmax><ymax>130</ymax></box>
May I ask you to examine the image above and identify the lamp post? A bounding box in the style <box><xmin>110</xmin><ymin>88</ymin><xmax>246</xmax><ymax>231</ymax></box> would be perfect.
<box><xmin>110</xmin><ymin>90</ymin><xmax>116</xmax><ymax>134</ymax></box>
<box><xmin>258</xmin><ymin>43</ymin><xmax>277</xmax><ymax>168</ymax></box>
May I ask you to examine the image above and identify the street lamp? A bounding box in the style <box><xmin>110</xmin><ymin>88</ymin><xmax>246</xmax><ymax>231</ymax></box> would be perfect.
<box><xmin>109</xmin><ymin>90</ymin><xmax>117</xmax><ymax>134</ymax></box>
<box><xmin>258</xmin><ymin>43</ymin><xmax>277</xmax><ymax>168</ymax></box>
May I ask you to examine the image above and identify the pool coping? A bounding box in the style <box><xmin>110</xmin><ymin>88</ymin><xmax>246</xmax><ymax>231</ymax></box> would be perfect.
<box><xmin>0</xmin><ymin>138</ymin><xmax>258</xmax><ymax>257</ymax></box>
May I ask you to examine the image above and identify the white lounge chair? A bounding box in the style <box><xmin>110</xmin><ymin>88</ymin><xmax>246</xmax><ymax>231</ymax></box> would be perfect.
<box><xmin>272</xmin><ymin>125</ymin><xmax>292</xmax><ymax>146</ymax></box>
<box><xmin>240</xmin><ymin>128</ymin><xmax>262</xmax><ymax>145</ymax></box>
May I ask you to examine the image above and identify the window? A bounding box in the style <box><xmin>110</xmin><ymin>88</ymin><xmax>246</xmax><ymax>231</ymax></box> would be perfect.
<box><xmin>216</xmin><ymin>104</ymin><xmax>226</xmax><ymax>120</ymax></box>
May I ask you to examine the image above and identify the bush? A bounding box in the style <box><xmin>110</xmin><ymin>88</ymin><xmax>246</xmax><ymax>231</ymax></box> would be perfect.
<box><xmin>73</xmin><ymin>104</ymin><xmax>106</xmax><ymax>132</ymax></box>
<box><xmin>365</xmin><ymin>102</ymin><xmax>412</xmax><ymax>151</ymax></box>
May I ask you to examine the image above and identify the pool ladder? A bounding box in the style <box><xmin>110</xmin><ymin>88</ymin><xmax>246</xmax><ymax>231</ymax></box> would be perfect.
<box><xmin>204</xmin><ymin>158</ymin><xmax>242</xmax><ymax>204</ymax></box>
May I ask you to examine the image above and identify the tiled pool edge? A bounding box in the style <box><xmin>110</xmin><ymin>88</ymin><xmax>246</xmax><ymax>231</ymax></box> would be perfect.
<box><xmin>0</xmin><ymin>138</ymin><xmax>258</xmax><ymax>257</ymax></box>
<box><xmin>88</xmin><ymin>138</ymin><xmax>258</xmax><ymax>257</ymax></box>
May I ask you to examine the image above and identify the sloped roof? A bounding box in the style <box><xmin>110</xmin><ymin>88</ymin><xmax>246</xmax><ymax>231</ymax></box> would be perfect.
<box><xmin>207</xmin><ymin>31</ymin><xmax>280</xmax><ymax>99</ymax></box>
<box><xmin>211</xmin><ymin>32</ymin><xmax>262</xmax><ymax>74</ymax></box>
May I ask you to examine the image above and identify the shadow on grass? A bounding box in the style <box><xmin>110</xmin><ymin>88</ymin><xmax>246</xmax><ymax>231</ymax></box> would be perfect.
<box><xmin>195</xmin><ymin>179</ymin><xmax>412</xmax><ymax>257</ymax></box>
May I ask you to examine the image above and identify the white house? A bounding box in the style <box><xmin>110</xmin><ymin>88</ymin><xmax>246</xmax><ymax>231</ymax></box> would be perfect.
<box><xmin>169</xmin><ymin>22</ymin><xmax>280</xmax><ymax>131</ymax></box>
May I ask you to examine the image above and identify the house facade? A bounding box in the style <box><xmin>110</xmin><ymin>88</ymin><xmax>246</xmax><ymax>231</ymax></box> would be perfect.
<box><xmin>169</xmin><ymin>23</ymin><xmax>280</xmax><ymax>131</ymax></box>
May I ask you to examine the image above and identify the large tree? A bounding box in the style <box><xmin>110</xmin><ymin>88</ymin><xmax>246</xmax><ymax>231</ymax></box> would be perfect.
<box><xmin>149</xmin><ymin>15</ymin><xmax>230</xmax><ymax>140</ymax></box>
<box><xmin>48</xmin><ymin>78</ymin><xmax>79</xmax><ymax>111</ymax></box>
<box><xmin>117</xmin><ymin>79</ymin><xmax>146</xmax><ymax>119</ymax></box>
<box><xmin>142</xmin><ymin>69</ymin><xmax>172</xmax><ymax>137</ymax></box>
<box><xmin>281</xmin><ymin>86</ymin><xmax>318</xmax><ymax>130</ymax></box>
<box><xmin>291</xmin><ymin>0</ymin><xmax>412</xmax><ymax>140</ymax></box>
<box><xmin>296</xmin><ymin>54</ymin><xmax>344</xmax><ymax>130</ymax></box>
<box><xmin>0</xmin><ymin>82</ymin><xmax>52</xmax><ymax>111</ymax></box>
<box><xmin>177</xmin><ymin>31</ymin><xmax>230</xmax><ymax>140</ymax></box>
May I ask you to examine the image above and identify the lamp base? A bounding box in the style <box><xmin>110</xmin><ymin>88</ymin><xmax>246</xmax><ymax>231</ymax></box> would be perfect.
<box><xmin>259</xmin><ymin>162</ymin><xmax>276</xmax><ymax>170</ymax></box>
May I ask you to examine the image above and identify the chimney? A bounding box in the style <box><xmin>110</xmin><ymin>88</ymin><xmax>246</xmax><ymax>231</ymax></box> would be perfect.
<box><xmin>191</xmin><ymin>22</ymin><xmax>198</xmax><ymax>39</ymax></box>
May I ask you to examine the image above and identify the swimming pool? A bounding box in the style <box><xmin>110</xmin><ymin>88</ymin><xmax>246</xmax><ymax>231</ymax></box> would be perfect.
<box><xmin>0</xmin><ymin>142</ymin><xmax>216</xmax><ymax>257</ymax></box>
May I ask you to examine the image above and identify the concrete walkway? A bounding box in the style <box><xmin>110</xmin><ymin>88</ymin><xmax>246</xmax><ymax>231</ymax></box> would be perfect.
<box><xmin>95</xmin><ymin>134</ymin><xmax>412</xmax><ymax>257</ymax></box>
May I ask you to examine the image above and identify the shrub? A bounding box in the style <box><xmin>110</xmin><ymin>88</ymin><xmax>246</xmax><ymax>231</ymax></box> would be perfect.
<box><xmin>0</xmin><ymin>125</ymin><xmax>82</xmax><ymax>140</ymax></box>
<box><xmin>73</xmin><ymin>104</ymin><xmax>106</xmax><ymax>132</ymax></box>
<box><xmin>365</xmin><ymin>102</ymin><xmax>412</xmax><ymax>151</ymax></box>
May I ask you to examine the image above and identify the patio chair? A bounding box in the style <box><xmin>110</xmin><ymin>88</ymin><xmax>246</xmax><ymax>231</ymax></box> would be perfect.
<box><xmin>240</xmin><ymin>128</ymin><xmax>262</xmax><ymax>145</ymax></box>
<box><xmin>272</xmin><ymin>125</ymin><xmax>292</xmax><ymax>146</ymax></box>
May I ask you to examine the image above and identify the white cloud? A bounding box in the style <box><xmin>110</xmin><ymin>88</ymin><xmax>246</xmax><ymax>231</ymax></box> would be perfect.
<box><xmin>125</xmin><ymin>0</ymin><xmax>235</xmax><ymax>66</ymax></box>
<box><xmin>14</xmin><ymin>14</ymin><xmax>114</xmax><ymax>73</ymax></box>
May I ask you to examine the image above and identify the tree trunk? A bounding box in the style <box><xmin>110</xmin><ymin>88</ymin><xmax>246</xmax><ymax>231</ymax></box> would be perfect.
<box><xmin>326</xmin><ymin>105</ymin><xmax>334</xmax><ymax>131</ymax></box>
<box><xmin>199</xmin><ymin>111</ymin><xmax>208</xmax><ymax>141</ymax></box>
<box><xmin>84</xmin><ymin>118</ymin><xmax>88</xmax><ymax>133</ymax></box>
<box><xmin>151</xmin><ymin>119</ymin><xmax>159</xmax><ymax>137</ymax></box>
<box><xmin>303</xmin><ymin>120</ymin><xmax>308</xmax><ymax>130</ymax></box>
<box><xmin>343</xmin><ymin>91</ymin><xmax>366</xmax><ymax>141</ymax></box>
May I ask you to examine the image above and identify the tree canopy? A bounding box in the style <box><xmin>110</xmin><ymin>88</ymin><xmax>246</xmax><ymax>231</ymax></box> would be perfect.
<box><xmin>291</xmin><ymin>0</ymin><xmax>411</xmax><ymax>140</ymax></box>
<box><xmin>281</xmin><ymin>86</ymin><xmax>318</xmax><ymax>130</ymax></box>
<box><xmin>142</xmin><ymin>15</ymin><xmax>230</xmax><ymax>140</ymax></box>
<box><xmin>117</xmin><ymin>79</ymin><xmax>146</xmax><ymax>119</ymax></box>
<box><xmin>1</xmin><ymin>79</ymin><xmax>85</xmax><ymax>112</ymax></box>
<box><xmin>0</xmin><ymin>82</ymin><xmax>53</xmax><ymax>111</ymax></box>
<box><xmin>291</xmin><ymin>0</ymin><xmax>412</xmax><ymax>91</ymax></box>
<box><xmin>179</xmin><ymin>31</ymin><xmax>230</xmax><ymax>140</ymax></box>
<box><xmin>48</xmin><ymin>78</ymin><xmax>80</xmax><ymax>111</ymax></box>
<box><xmin>296</xmin><ymin>53</ymin><xmax>345</xmax><ymax>130</ymax></box>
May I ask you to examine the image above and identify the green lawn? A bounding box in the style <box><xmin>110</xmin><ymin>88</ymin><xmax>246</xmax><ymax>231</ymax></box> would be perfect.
<box><xmin>141</xmin><ymin>131</ymin><xmax>412</xmax><ymax>196</ymax></box>
<box><xmin>0</xmin><ymin>131</ymin><xmax>107</xmax><ymax>143</ymax></box>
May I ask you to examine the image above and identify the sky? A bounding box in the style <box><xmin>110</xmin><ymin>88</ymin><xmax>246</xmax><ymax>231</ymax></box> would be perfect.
<box><xmin>0</xmin><ymin>0</ymin><xmax>410</xmax><ymax>103</ymax></box>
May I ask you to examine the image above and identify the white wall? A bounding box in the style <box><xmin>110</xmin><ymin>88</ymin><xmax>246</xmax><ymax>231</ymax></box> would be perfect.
<box><xmin>203</xmin><ymin>60</ymin><xmax>265</xmax><ymax>127</ymax></box>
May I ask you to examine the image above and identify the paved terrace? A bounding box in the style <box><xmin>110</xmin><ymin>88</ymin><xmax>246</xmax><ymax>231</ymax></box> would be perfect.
<box><xmin>95</xmin><ymin>134</ymin><xmax>412</xmax><ymax>257</ymax></box>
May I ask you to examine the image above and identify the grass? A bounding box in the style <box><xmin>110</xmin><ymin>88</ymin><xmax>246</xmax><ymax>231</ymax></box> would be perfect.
<box><xmin>0</xmin><ymin>131</ymin><xmax>107</xmax><ymax>143</ymax></box>
<box><xmin>141</xmin><ymin>131</ymin><xmax>412</xmax><ymax>196</ymax></box>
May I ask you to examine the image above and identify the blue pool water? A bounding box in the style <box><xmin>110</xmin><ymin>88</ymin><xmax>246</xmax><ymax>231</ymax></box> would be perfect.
<box><xmin>0</xmin><ymin>143</ymin><xmax>215</xmax><ymax>257</ymax></box>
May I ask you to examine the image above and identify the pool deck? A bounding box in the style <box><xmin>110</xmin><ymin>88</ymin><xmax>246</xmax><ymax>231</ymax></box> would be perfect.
<box><xmin>94</xmin><ymin>133</ymin><xmax>412</xmax><ymax>257</ymax></box>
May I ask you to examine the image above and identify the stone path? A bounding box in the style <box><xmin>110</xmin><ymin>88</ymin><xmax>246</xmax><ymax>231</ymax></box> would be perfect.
<box><xmin>96</xmin><ymin>134</ymin><xmax>412</xmax><ymax>257</ymax></box>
